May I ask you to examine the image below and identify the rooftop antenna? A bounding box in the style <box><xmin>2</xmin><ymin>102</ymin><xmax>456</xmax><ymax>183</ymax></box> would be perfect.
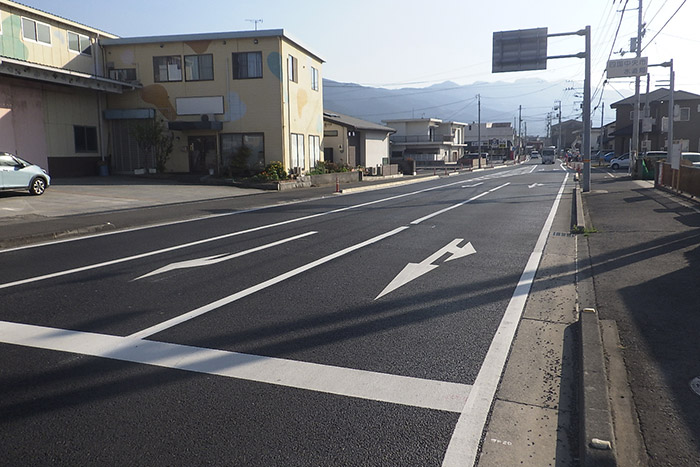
<box><xmin>246</xmin><ymin>19</ymin><xmax>263</xmax><ymax>31</ymax></box>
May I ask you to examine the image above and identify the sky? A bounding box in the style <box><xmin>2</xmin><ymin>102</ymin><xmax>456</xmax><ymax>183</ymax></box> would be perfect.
<box><xmin>15</xmin><ymin>0</ymin><xmax>700</xmax><ymax>126</ymax></box>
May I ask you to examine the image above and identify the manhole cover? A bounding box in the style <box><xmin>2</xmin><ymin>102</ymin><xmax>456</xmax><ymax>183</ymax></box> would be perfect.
<box><xmin>691</xmin><ymin>377</ymin><xmax>700</xmax><ymax>396</ymax></box>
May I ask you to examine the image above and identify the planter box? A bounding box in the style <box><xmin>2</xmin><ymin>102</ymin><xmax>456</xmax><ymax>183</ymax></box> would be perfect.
<box><xmin>308</xmin><ymin>171</ymin><xmax>360</xmax><ymax>187</ymax></box>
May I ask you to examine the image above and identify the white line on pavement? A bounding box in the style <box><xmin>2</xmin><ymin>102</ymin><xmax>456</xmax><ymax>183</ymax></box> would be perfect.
<box><xmin>133</xmin><ymin>231</ymin><xmax>318</xmax><ymax>280</ymax></box>
<box><xmin>410</xmin><ymin>182</ymin><xmax>510</xmax><ymax>225</ymax></box>
<box><xmin>0</xmin><ymin>178</ymin><xmax>472</xmax><ymax>289</ymax></box>
<box><xmin>0</xmin><ymin>320</ymin><xmax>471</xmax><ymax>413</ymax></box>
<box><xmin>128</xmin><ymin>226</ymin><xmax>410</xmax><ymax>339</ymax></box>
<box><xmin>442</xmin><ymin>173</ymin><xmax>570</xmax><ymax>467</ymax></box>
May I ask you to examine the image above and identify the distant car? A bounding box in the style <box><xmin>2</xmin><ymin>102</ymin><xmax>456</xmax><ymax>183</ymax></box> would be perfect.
<box><xmin>0</xmin><ymin>152</ymin><xmax>51</xmax><ymax>195</ymax></box>
<box><xmin>530</xmin><ymin>151</ymin><xmax>539</xmax><ymax>159</ymax></box>
<box><xmin>541</xmin><ymin>148</ymin><xmax>556</xmax><ymax>164</ymax></box>
<box><xmin>609</xmin><ymin>154</ymin><xmax>630</xmax><ymax>170</ymax></box>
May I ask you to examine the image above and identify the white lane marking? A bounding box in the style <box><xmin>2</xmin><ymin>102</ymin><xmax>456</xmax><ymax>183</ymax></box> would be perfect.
<box><xmin>529</xmin><ymin>165</ymin><xmax>538</xmax><ymax>173</ymax></box>
<box><xmin>411</xmin><ymin>182</ymin><xmax>510</xmax><ymax>225</ymax></box>
<box><xmin>128</xmin><ymin>226</ymin><xmax>410</xmax><ymax>339</ymax></box>
<box><xmin>0</xmin><ymin>320</ymin><xmax>471</xmax><ymax>413</ymax></box>
<box><xmin>462</xmin><ymin>182</ymin><xmax>484</xmax><ymax>188</ymax></box>
<box><xmin>376</xmin><ymin>239</ymin><xmax>476</xmax><ymax>300</ymax></box>
<box><xmin>528</xmin><ymin>183</ymin><xmax>544</xmax><ymax>188</ymax></box>
<box><xmin>1</xmin><ymin>179</ymin><xmax>477</xmax><ymax>289</ymax></box>
<box><xmin>442</xmin><ymin>173</ymin><xmax>570</xmax><ymax>467</ymax></box>
<box><xmin>133</xmin><ymin>231</ymin><xmax>317</xmax><ymax>280</ymax></box>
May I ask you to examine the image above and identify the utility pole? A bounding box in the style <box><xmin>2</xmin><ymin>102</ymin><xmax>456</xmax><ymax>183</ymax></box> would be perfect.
<box><xmin>631</xmin><ymin>0</ymin><xmax>643</xmax><ymax>177</ymax></box>
<box><xmin>518</xmin><ymin>105</ymin><xmax>522</xmax><ymax>161</ymax></box>
<box><xmin>582</xmin><ymin>25</ymin><xmax>592</xmax><ymax>192</ymax></box>
<box><xmin>555</xmin><ymin>100</ymin><xmax>562</xmax><ymax>155</ymax></box>
<box><xmin>477</xmin><ymin>94</ymin><xmax>482</xmax><ymax>168</ymax></box>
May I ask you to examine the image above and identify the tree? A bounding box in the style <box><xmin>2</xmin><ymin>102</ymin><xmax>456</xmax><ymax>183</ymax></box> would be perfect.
<box><xmin>131</xmin><ymin>119</ymin><xmax>174</xmax><ymax>173</ymax></box>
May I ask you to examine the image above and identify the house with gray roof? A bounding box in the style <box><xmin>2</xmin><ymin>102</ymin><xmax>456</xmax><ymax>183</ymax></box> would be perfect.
<box><xmin>323</xmin><ymin>111</ymin><xmax>394</xmax><ymax>169</ymax></box>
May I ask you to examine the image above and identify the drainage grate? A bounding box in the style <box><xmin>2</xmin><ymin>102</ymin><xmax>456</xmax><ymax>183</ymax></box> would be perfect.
<box><xmin>552</xmin><ymin>232</ymin><xmax>575</xmax><ymax>237</ymax></box>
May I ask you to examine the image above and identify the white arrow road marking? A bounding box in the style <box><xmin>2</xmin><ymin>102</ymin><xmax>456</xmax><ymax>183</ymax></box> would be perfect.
<box><xmin>375</xmin><ymin>239</ymin><xmax>476</xmax><ymax>300</ymax></box>
<box><xmin>462</xmin><ymin>182</ymin><xmax>484</xmax><ymax>188</ymax></box>
<box><xmin>528</xmin><ymin>183</ymin><xmax>544</xmax><ymax>188</ymax></box>
<box><xmin>133</xmin><ymin>231</ymin><xmax>318</xmax><ymax>280</ymax></box>
<box><xmin>129</xmin><ymin>226</ymin><xmax>410</xmax><ymax>339</ymax></box>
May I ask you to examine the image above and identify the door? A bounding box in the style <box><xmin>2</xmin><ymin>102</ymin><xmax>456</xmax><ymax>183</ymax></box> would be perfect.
<box><xmin>188</xmin><ymin>136</ymin><xmax>217</xmax><ymax>173</ymax></box>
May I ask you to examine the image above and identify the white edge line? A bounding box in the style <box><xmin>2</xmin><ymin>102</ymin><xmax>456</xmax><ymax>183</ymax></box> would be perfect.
<box><xmin>0</xmin><ymin>320</ymin><xmax>471</xmax><ymax>413</ymax></box>
<box><xmin>441</xmin><ymin>173</ymin><xmax>570</xmax><ymax>467</ymax></box>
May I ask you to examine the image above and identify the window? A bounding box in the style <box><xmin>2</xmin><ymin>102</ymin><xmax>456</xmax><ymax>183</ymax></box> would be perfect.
<box><xmin>109</xmin><ymin>68</ymin><xmax>137</xmax><ymax>81</ymax></box>
<box><xmin>288</xmin><ymin>55</ymin><xmax>298</xmax><ymax>83</ymax></box>
<box><xmin>185</xmin><ymin>54</ymin><xmax>214</xmax><ymax>81</ymax></box>
<box><xmin>291</xmin><ymin>133</ymin><xmax>305</xmax><ymax>168</ymax></box>
<box><xmin>22</xmin><ymin>17</ymin><xmax>51</xmax><ymax>45</ymax></box>
<box><xmin>68</xmin><ymin>31</ymin><xmax>91</xmax><ymax>55</ymax></box>
<box><xmin>74</xmin><ymin>126</ymin><xmax>98</xmax><ymax>152</ymax></box>
<box><xmin>309</xmin><ymin>135</ymin><xmax>321</xmax><ymax>167</ymax></box>
<box><xmin>311</xmin><ymin>67</ymin><xmax>319</xmax><ymax>91</ymax></box>
<box><xmin>153</xmin><ymin>55</ymin><xmax>182</xmax><ymax>82</ymax></box>
<box><xmin>324</xmin><ymin>130</ymin><xmax>338</xmax><ymax>137</ymax></box>
<box><xmin>679</xmin><ymin>107</ymin><xmax>690</xmax><ymax>122</ymax></box>
<box><xmin>232</xmin><ymin>52</ymin><xmax>262</xmax><ymax>79</ymax></box>
<box><xmin>221</xmin><ymin>133</ymin><xmax>265</xmax><ymax>173</ymax></box>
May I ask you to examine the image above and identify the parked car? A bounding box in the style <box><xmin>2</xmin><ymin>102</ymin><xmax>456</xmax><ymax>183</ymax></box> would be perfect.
<box><xmin>609</xmin><ymin>154</ymin><xmax>630</xmax><ymax>170</ymax></box>
<box><xmin>604</xmin><ymin>152</ymin><xmax>620</xmax><ymax>162</ymax></box>
<box><xmin>0</xmin><ymin>152</ymin><xmax>51</xmax><ymax>195</ymax></box>
<box><xmin>681</xmin><ymin>152</ymin><xmax>700</xmax><ymax>166</ymax></box>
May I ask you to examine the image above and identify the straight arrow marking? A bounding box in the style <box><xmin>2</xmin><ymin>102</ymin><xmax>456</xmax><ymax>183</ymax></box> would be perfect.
<box><xmin>133</xmin><ymin>231</ymin><xmax>318</xmax><ymax>280</ymax></box>
<box><xmin>375</xmin><ymin>239</ymin><xmax>476</xmax><ymax>300</ymax></box>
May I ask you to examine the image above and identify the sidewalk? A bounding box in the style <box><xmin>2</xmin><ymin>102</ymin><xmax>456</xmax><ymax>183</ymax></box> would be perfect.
<box><xmin>581</xmin><ymin>173</ymin><xmax>700</xmax><ymax>465</ymax></box>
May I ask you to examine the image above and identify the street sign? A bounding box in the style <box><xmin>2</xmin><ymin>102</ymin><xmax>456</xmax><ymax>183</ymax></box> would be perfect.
<box><xmin>492</xmin><ymin>28</ymin><xmax>548</xmax><ymax>73</ymax></box>
<box><xmin>606</xmin><ymin>57</ymin><xmax>648</xmax><ymax>78</ymax></box>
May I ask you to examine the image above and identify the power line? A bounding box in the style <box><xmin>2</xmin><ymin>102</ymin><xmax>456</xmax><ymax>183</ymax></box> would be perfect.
<box><xmin>641</xmin><ymin>0</ymin><xmax>687</xmax><ymax>52</ymax></box>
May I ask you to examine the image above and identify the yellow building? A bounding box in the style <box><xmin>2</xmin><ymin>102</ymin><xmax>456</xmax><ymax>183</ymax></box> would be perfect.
<box><xmin>101</xmin><ymin>30</ymin><xmax>325</xmax><ymax>175</ymax></box>
<box><xmin>0</xmin><ymin>0</ymin><xmax>130</xmax><ymax>176</ymax></box>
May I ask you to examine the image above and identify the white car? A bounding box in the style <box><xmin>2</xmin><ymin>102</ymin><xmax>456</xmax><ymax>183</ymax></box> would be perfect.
<box><xmin>609</xmin><ymin>154</ymin><xmax>630</xmax><ymax>170</ymax></box>
<box><xmin>0</xmin><ymin>152</ymin><xmax>51</xmax><ymax>195</ymax></box>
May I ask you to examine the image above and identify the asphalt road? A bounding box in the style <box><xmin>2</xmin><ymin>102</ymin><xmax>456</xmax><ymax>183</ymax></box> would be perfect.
<box><xmin>1</xmin><ymin>161</ymin><xmax>571</xmax><ymax>466</ymax></box>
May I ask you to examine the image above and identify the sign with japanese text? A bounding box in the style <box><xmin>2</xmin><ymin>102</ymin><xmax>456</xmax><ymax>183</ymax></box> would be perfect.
<box><xmin>607</xmin><ymin>57</ymin><xmax>648</xmax><ymax>78</ymax></box>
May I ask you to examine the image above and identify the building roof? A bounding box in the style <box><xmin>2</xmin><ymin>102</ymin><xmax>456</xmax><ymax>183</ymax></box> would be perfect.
<box><xmin>3</xmin><ymin>0</ymin><xmax>118</xmax><ymax>37</ymax></box>
<box><xmin>101</xmin><ymin>29</ymin><xmax>324</xmax><ymax>63</ymax></box>
<box><xmin>325</xmin><ymin>112</ymin><xmax>395</xmax><ymax>133</ymax></box>
<box><xmin>611</xmin><ymin>88</ymin><xmax>700</xmax><ymax>107</ymax></box>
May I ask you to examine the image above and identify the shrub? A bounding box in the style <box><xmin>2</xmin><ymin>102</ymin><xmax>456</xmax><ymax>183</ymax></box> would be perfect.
<box><xmin>253</xmin><ymin>161</ymin><xmax>288</xmax><ymax>181</ymax></box>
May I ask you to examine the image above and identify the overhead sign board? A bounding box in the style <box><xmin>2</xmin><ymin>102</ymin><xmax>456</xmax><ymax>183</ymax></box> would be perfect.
<box><xmin>606</xmin><ymin>57</ymin><xmax>648</xmax><ymax>79</ymax></box>
<box><xmin>492</xmin><ymin>28</ymin><xmax>548</xmax><ymax>73</ymax></box>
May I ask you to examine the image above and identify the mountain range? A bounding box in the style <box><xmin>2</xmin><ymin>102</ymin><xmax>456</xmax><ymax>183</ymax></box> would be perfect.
<box><xmin>323</xmin><ymin>78</ymin><xmax>624</xmax><ymax>137</ymax></box>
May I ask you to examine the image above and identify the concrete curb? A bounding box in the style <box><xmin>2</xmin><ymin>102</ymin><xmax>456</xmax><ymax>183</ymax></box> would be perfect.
<box><xmin>339</xmin><ymin>175</ymin><xmax>440</xmax><ymax>194</ymax></box>
<box><xmin>571</xmin><ymin>185</ymin><xmax>586</xmax><ymax>233</ymax></box>
<box><xmin>0</xmin><ymin>222</ymin><xmax>117</xmax><ymax>250</ymax></box>
<box><xmin>579</xmin><ymin>308</ymin><xmax>616</xmax><ymax>466</ymax></box>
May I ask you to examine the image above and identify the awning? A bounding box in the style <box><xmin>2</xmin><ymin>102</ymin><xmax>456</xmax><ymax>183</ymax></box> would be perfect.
<box><xmin>168</xmin><ymin>120</ymin><xmax>223</xmax><ymax>131</ymax></box>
